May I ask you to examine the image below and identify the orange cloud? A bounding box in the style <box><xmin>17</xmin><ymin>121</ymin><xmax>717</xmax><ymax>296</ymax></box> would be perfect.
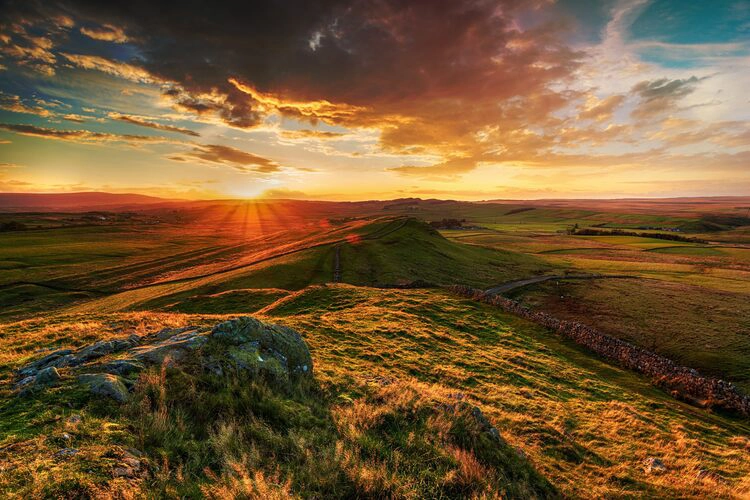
<box><xmin>108</xmin><ymin>112</ymin><xmax>200</xmax><ymax>137</ymax></box>
<box><xmin>80</xmin><ymin>24</ymin><xmax>129</xmax><ymax>43</ymax></box>
<box><xmin>60</xmin><ymin>53</ymin><xmax>155</xmax><ymax>83</ymax></box>
<box><xmin>169</xmin><ymin>144</ymin><xmax>281</xmax><ymax>173</ymax></box>
<box><xmin>0</xmin><ymin>123</ymin><xmax>174</xmax><ymax>144</ymax></box>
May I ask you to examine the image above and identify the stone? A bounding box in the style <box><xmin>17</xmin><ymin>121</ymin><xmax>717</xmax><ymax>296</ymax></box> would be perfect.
<box><xmin>130</xmin><ymin>331</ymin><xmax>207</xmax><ymax>366</ymax></box>
<box><xmin>100</xmin><ymin>359</ymin><xmax>145</xmax><ymax>377</ymax></box>
<box><xmin>76</xmin><ymin>341</ymin><xmax>118</xmax><ymax>363</ymax></box>
<box><xmin>14</xmin><ymin>376</ymin><xmax>35</xmax><ymax>391</ymax></box>
<box><xmin>54</xmin><ymin>448</ymin><xmax>79</xmax><ymax>458</ymax></box>
<box><xmin>644</xmin><ymin>457</ymin><xmax>666</xmax><ymax>474</ymax></box>
<box><xmin>78</xmin><ymin>373</ymin><xmax>130</xmax><ymax>403</ymax></box>
<box><xmin>67</xmin><ymin>414</ymin><xmax>82</xmax><ymax>425</ymax></box>
<box><xmin>35</xmin><ymin>366</ymin><xmax>62</xmax><ymax>387</ymax></box>
<box><xmin>210</xmin><ymin>317</ymin><xmax>313</xmax><ymax>382</ymax></box>
<box><xmin>17</xmin><ymin>349</ymin><xmax>73</xmax><ymax>377</ymax></box>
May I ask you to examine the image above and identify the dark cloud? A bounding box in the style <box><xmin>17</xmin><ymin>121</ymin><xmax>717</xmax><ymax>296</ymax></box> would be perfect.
<box><xmin>0</xmin><ymin>123</ymin><xmax>171</xmax><ymax>143</ymax></box>
<box><xmin>2</xmin><ymin>0</ymin><xmax>583</xmax><ymax>176</ymax></box>
<box><xmin>108</xmin><ymin>112</ymin><xmax>200</xmax><ymax>137</ymax></box>
<box><xmin>630</xmin><ymin>76</ymin><xmax>708</xmax><ymax>120</ymax></box>
<box><xmin>170</xmin><ymin>144</ymin><xmax>281</xmax><ymax>173</ymax></box>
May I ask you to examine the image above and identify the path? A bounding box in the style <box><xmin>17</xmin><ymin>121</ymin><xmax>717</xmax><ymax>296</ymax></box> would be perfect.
<box><xmin>484</xmin><ymin>273</ymin><xmax>633</xmax><ymax>295</ymax></box>
<box><xmin>333</xmin><ymin>245</ymin><xmax>341</xmax><ymax>283</ymax></box>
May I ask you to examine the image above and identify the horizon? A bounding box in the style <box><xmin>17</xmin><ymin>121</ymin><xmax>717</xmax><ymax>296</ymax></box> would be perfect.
<box><xmin>1</xmin><ymin>1</ymin><xmax>749</xmax><ymax>200</ymax></box>
<box><xmin>3</xmin><ymin>190</ymin><xmax>750</xmax><ymax>204</ymax></box>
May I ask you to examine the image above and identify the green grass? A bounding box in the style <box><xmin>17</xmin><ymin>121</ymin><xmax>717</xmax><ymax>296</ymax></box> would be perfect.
<box><xmin>1</xmin><ymin>288</ymin><xmax>748</xmax><ymax>497</ymax></box>
<box><xmin>649</xmin><ymin>246</ymin><xmax>726</xmax><ymax>256</ymax></box>
<box><xmin>510</xmin><ymin>278</ymin><xmax>750</xmax><ymax>392</ymax></box>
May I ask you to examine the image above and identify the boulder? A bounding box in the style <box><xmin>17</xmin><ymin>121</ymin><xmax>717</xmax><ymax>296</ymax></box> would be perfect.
<box><xmin>210</xmin><ymin>317</ymin><xmax>313</xmax><ymax>383</ymax></box>
<box><xmin>129</xmin><ymin>330</ymin><xmax>208</xmax><ymax>366</ymax></box>
<box><xmin>78</xmin><ymin>373</ymin><xmax>130</xmax><ymax>403</ymax></box>
<box><xmin>99</xmin><ymin>359</ymin><xmax>145</xmax><ymax>376</ymax></box>
<box><xmin>35</xmin><ymin>366</ymin><xmax>62</xmax><ymax>387</ymax></box>
<box><xmin>16</xmin><ymin>317</ymin><xmax>313</xmax><ymax>402</ymax></box>
<box><xmin>17</xmin><ymin>349</ymin><xmax>73</xmax><ymax>377</ymax></box>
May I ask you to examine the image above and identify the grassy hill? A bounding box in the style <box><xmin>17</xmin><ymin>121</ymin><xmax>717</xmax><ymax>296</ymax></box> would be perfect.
<box><xmin>62</xmin><ymin>218</ymin><xmax>554</xmax><ymax>315</ymax></box>
<box><xmin>1</xmin><ymin>287</ymin><xmax>748</xmax><ymax>497</ymax></box>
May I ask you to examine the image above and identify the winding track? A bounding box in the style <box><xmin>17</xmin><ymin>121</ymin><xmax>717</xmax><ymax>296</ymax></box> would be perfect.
<box><xmin>484</xmin><ymin>273</ymin><xmax>633</xmax><ymax>295</ymax></box>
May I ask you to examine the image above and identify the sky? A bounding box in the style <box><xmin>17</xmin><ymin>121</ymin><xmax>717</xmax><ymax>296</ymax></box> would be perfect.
<box><xmin>0</xmin><ymin>0</ymin><xmax>748</xmax><ymax>200</ymax></box>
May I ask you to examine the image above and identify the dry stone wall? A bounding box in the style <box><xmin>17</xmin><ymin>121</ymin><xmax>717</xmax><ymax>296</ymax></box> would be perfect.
<box><xmin>449</xmin><ymin>285</ymin><xmax>750</xmax><ymax>417</ymax></box>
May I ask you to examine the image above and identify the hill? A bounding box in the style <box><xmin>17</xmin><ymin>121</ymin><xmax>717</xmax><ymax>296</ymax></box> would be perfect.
<box><xmin>1</xmin><ymin>287</ymin><xmax>748</xmax><ymax>497</ymax></box>
<box><xmin>62</xmin><ymin>217</ymin><xmax>555</xmax><ymax>315</ymax></box>
<box><xmin>0</xmin><ymin>192</ymin><xmax>175</xmax><ymax>211</ymax></box>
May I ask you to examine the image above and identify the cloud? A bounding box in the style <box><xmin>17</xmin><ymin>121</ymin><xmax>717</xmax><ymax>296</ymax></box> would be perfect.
<box><xmin>60</xmin><ymin>53</ymin><xmax>155</xmax><ymax>83</ymax></box>
<box><xmin>578</xmin><ymin>94</ymin><xmax>626</xmax><ymax>122</ymax></box>
<box><xmin>0</xmin><ymin>123</ymin><xmax>172</xmax><ymax>144</ymax></box>
<box><xmin>108</xmin><ymin>112</ymin><xmax>200</xmax><ymax>136</ymax></box>
<box><xmin>79</xmin><ymin>24</ymin><xmax>129</xmax><ymax>43</ymax></box>
<box><xmin>0</xmin><ymin>92</ymin><xmax>52</xmax><ymax>117</ymax></box>
<box><xmin>279</xmin><ymin>129</ymin><xmax>345</xmax><ymax>140</ymax></box>
<box><xmin>630</xmin><ymin>76</ymin><xmax>708</xmax><ymax>120</ymax></box>
<box><xmin>31</xmin><ymin>0</ymin><xmax>584</xmax><ymax>174</ymax></box>
<box><xmin>169</xmin><ymin>144</ymin><xmax>281</xmax><ymax>173</ymax></box>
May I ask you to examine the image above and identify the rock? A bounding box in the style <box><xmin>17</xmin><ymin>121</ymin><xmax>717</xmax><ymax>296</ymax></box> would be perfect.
<box><xmin>17</xmin><ymin>349</ymin><xmax>73</xmax><ymax>377</ymax></box>
<box><xmin>470</xmin><ymin>405</ymin><xmax>502</xmax><ymax>442</ymax></box>
<box><xmin>67</xmin><ymin>414</ymin><xmax>82</xmax><ymax>425</ymax></box>
<box><xmin>210</xmin><ymin>317</ymin><xmax>313</xmax><ymax>382</ymax></box>
<box><xmin>78</xmin><ymin>374</ymin><xmax>130</xmax><ymax>403</ymax></box>
<box><xmin>99</xmin><ymin>359</ymin><xmax>144</xmax><ymax>377</ymax></box>
<box><xmin>16</xmin><ymin>317</ymin><xmax>313</xmax><ymax>402</ymax></box>
<box><xmin>644</xmin><ymin>457</ymin><xmax>667</xmax><ymax>474</ymax></box>
<box><xmin>76</xmin><ymin>341</ymin><xmax>118</xmax><ymax>363</ymax></box>
<box><xmin>51</xmin><ymin>354</ymin><xmax>78</xmax><ymax>368</ymax></box>
<box><xmin>130</xmin><ymin>330</ymin><xmax>208</xmax><ymax>366</ymax></box>
<box><xmin>54</xmin><ymin>448</ymin><xmax>79</xmax><ymax>458</ymax></box>
<box><xmin>35</xmin><ymin>366</ymin><xmax>62</xmax><ymax>387</ymax></box>
<box><xmin>14</xmin><ymin>375</ymin><xmax>35</xmax><ymax>391</ymax></box>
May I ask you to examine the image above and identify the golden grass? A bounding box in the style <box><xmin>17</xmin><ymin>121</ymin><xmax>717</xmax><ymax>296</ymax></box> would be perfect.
<box><xmin>1</xmin><ymin>287</ymin><xmax>749</xmax><ymax>497</ymax></box>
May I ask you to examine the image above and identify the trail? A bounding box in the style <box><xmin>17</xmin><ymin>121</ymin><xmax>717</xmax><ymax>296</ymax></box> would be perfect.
<box><xmin>333</xmin><ymin>245</ymin><xmax>341</xmax><ymax>283</ymax></box>
<box><xmin>484</xmin><ymin>273</ymin><xmax>633</xmax><ymax>295</ymax></box>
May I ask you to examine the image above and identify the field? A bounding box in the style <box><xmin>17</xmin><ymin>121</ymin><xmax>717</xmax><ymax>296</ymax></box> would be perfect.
<box><xmin>0</xmin><ymin>196</ymin><xmax>749</xmax><ymax>498</ymax></box>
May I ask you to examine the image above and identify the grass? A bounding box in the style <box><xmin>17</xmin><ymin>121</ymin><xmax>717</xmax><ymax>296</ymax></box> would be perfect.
<box><xmin>1</xmin><ymin>288</ymin><xmax>749</xmax><ymax>497</ymax></box>
<box><xmin>509</xmin><ymin>278</ymin><xmax>750</xmax><ymax>393</ymax></box>
<box><xmin>1</xmin><ymin>200</ymin><xmax>749</xmax><ymax>497</ymax></box>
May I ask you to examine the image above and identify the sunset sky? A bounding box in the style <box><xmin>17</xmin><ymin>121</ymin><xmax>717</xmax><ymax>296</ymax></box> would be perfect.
<box><xmin>0</xmin><ymin>0</ymin><xmax>748</xmax><ymax>200</ymax></box>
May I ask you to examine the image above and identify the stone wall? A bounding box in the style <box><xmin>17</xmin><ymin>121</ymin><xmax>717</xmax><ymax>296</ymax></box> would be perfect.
<box><xmin>448</xmin><ymin>285</ymin><xmax>750</xmax><ymax>417</ymax></box>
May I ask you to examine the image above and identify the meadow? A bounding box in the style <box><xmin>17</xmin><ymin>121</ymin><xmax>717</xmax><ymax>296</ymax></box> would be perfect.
<box><xmin>0</xmin><ymin>196</ymin><xmax>749</xmax><ymax>498</ymax></box>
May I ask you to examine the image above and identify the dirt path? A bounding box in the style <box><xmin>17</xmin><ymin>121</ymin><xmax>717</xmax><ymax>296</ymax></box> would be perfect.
<box><xmin>333</xmin><ymin>245</ymin><xmax>341</xmax><ymax>283</ymax></box>
<box><xmin>485</xmin><ymin>273</ymin><xmax>633</xmax><ymax>295</ymax></box>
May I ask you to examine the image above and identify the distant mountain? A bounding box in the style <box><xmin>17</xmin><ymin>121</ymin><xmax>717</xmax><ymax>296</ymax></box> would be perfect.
<box><xmin>0</xmin><ymin>192</ymin><xmax>177</xmax><ymax>211</ymax></box>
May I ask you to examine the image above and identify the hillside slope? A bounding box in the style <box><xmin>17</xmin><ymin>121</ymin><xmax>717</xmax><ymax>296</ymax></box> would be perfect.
<box><xmin>1</xmin><ymin>287</ymin><xmax>748</xmax><ymax>497</ymax></box>
<box><xmin>66</xmin><ymin>218</ymin><xmax>554</xmax><ymax>314</ymax></box>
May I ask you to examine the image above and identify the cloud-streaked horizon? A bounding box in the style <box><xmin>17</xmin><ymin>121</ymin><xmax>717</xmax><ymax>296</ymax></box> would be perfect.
<box><xmin>0</xmin><ymin>0</ymin><xmax>748</xmax><ymax>200</ymax></box>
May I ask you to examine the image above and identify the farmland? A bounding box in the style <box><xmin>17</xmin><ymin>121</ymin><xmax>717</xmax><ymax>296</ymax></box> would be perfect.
<box><xmin>0</xmin><ymin>195</ymin><xmax>749</xmax><ymax>497</ymax></box>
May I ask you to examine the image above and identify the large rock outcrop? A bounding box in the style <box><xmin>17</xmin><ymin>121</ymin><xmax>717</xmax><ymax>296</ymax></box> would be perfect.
<box><xmin>14</xmin><ymin>317</ymin><xmax>313</xmax><ymax>402</ymax></box>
